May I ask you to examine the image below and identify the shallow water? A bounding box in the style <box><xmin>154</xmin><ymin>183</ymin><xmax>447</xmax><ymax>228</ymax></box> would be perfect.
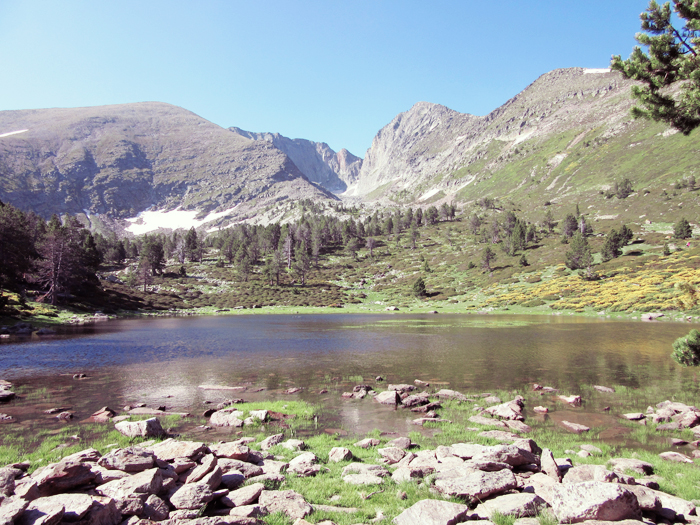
<box><xmin>0</xmin><ymin>313</ymin><xmax>696</xmax><ymax>443</ymax></box>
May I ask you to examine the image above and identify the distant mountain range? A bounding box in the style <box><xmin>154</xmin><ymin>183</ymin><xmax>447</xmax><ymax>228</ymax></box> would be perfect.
<box><xmin>1</xmin><ymin>67</ymin><xmax>699</xmax><ymax>233</ymax></box>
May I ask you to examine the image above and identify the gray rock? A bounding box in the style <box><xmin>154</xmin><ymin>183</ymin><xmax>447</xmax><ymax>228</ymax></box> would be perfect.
<box><xmin>593</xmin><ymin>385</ymin><xmax>615</xmax><ymax>393</ymax></box>
<box><xmin>97</xmin><ymin>447</ymin><xmax>155</xmax><ymax>472</ymax></box>
<box><xmin>449</xmin><ymin>443</ymin><xmax>487</xmax><ymax>459</ymax></box>
<box><xmin>186</xmin><ymin>454</ymin><xmax>217</xmax><ymax>483</ymax></box>
<box><xmin>258</xmin><ymin>490</ymin><xmax>312</xmax><ymax>520</ymax></box>
<box><xmin>391</xmin><ymin>467</ymin><xmax>432</xmax><ymax>483</ymax></box>
<box><xmin>560</xmin><ymin>421</ymin><xmax>590</xmax><ymax>433</ymax></box>
<box><xmin>484</xmin><ymin>399</ymin><xmax>524</xmax><ymax>421</ymax></box>
<box><xmin>32</xmin><ymin>459</ymin><xmax>96</xmax><ymax>496</ymax></box>
<box><xmin>471</xmin><ymin>444</ymin><xmax>538</xmax><ymax>468</ymax></box>
<box><xmin>220</xmin><ymin>469</ymin><xmax>245</xmax><ymax>490</ymax></box>
<box><xmin>259</xmin><ymin>433</ymin><xmax>284</xmax><ymax>450</ymax></box>
<box><xmin>246</xmin><ymin>473</ymin><xmax>285</xmax><ymax>488</ymax></box>
<box><xmin>608</xmin><ymin>458</ymin><xmax>654</xmax><ymax>475</ymax></box>
<box><xmin>342</xmin><ymin>462</ymin><xmax>389</xmax><ymax>478</ymax></box>
<box><xmin>221</xmin><ymin>483</ymin><xmax>264</xmax><ymax>507</ymax></box>
<box><xmin>479</xmin><ymin>430</ymin><xmax>521</xmax><ymax>441</ymax></box>
<box><xmin>550</xmin><ymin>481</ymin><xmax>642</xmax><ymax>523</ymax></box>
<box><xmin>280</xmin><ymin>439</ymin><xmax>306</xmax><ymax>451</ymax></box>
<box><xmin>375</xmin><ymin>390</ymin><xmax>401</xmax><ymax>404</ymax></box>
<box><xmin>378</xmin><ymin>447</ymin><xmax>406</xmax><ymax>464</ymax></box>
<box><xmin>169</xmin><ymin>483</ymin><xmax>215</xmax><ymax>510</ymax></box>
<box><xmin>622</xmin><ymin>485</ymin><xmax>662</xmax><ymax>513</ymax></box>
<box><xmin>227</xmin><ymin>504</ymin><xmax>265</xmax><ymax>518</ymax></box>
<box><xmin>218</xmin><ymin>459</ymin><xmax>262</xmax><ymax>478</ymax></box>
<box><xmin>328</xmin><ymin>447</ymin><xmax>353</xmax><ymax>463</ymax></box>
<box><xmin>354</xmin><ymin>438</ymin><xmax>380</xmax><ymax>448</ymax></box>
<box><xmin>473</xmin><ymin>492</ymin><xmax>545</xmax><ymax>519</ymax></box>
<box><xmin>210</xmin><ymin>411</ymin><xmax>243</xmax><ymax>427</ymax></box>
<box><xmin>434</xmin><ymin>389</ymin><xmax>468</xmax><ymax>402</ymax></box>
<box><xmin>540</xmin><ymin>448</ymin><xmax>562</xmax><ymax>482</ymax></box>
<box><xmin>16</xmin><ymin>498</ymin><xmax>65</xmax><ymax>525</ymax></box>
<box><xmin>0</xmin><ymin>468</ymin><xmax>15</xmax><ymax>496</ymax></box>
<box><xmin>386</xmin><ymin>437</ymin><xmax>412</xmax><ymax>449</ymax></box>
<box><xmin>433</xmin><ymin>468</ymin><xmax>517</xmax><ymax>502</ymax></box>
<box><xmin>143</xmin><ymin>494</ymin><xmax>169</xmax><ymax>521</ymax></box>
<box><xmin>200</xmin><ymin>465</ymin><xmax>223</xmax><ymax>490</ymax></box>
<box><xmin>96</xmin><ymin>468</ymin><xmax>162</xmax><ymax>499</ymax></box>
<box><xmin>148</xmin><ymin>439</ymin><xmax>206</xmax><ymax>461</ymax></box>
<box><xmin>114</xmin><ymin>418</ymin><xmax>164</xmax><ymax>438</ymax></box>
<box><xmin>388</xmin><ymin>384</ymin><xmax>416</xmax><ymax>393</ymax></box>
<box><xmin>563</xmin><ymin>464</ymin><xmax>618</xmax><ymax>484</ymax></box>
<box><xmin>208</xmin><ymin>443</ymin><xmax>250</xmax><ymax>461</ymax></box>
<box><xmin>0</xmin><ymin>496</ymin><xmax>29</xmax><ymax>525</ymax></box>
<box><xmin>392</xmin><ymin>499</ymin><xmax>470</xmax><ymax>525</ymax></box>
<box><xmin>259</xmin><ymin>459</ymin><xmax>288</xmax><ymax>475</ymax></box>
<box><xmin>659</xmin><ymin>451</ymin><xmax>694</xmax><ymax>463</ymax></box>
<box><xmin>342</xmin><ymin>473</ymin><xmax>385</xmax><ymax>485</ymax></box>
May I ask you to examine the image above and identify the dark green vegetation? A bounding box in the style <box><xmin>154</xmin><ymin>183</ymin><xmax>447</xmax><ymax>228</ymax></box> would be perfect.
<box><xmin>4</xmin><ymin>188</ymin><xmax>700</xmax><ymax>323</ymax></box>
<box><xmin>612</xmin><ymin>0</ymin><xmax>700</xmax><ymax>134</ymax></box>
<box><xmin>672</xmin><ymin>329</ymin><xmax>700</xmax><ymax>366</ymax></box>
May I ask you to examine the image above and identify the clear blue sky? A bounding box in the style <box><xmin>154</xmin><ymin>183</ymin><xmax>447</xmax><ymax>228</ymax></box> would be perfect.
<box><xmin>0</xmin><ymin>1</ymin><xmax>646</xmax><ymax>156</ymax></box>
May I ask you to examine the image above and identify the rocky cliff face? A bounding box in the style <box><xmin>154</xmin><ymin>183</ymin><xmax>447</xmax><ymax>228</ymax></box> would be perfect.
<box><xmin>0</xmin><ymin>102</ymin><xmax>336</xmax><ymax>226</ymax></box>
<box><xmin>229</xmin><ymin>128</ymin><xmax>362</xmax><ymax>193</ymax></box>
<box><xmin>349</xmin><ymin>68</ymin><xmax>698</xmax><ymax>205</ymax></box>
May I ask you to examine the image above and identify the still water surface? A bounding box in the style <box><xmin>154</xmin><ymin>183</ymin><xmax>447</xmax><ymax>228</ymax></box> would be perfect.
<box><xmin>0</xmin><ymin>314</ymin><xmax>696</xmax><ymax>440</ymax></box>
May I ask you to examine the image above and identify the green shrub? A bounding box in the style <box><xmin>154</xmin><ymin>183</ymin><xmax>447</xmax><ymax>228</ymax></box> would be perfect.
<box><xmin>672</xmin><ymin>329</ymin><xmax>700</xmax><ymax>367</ymax></box>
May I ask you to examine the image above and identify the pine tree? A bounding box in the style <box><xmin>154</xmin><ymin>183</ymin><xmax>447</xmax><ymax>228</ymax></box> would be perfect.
<box><xmin>481</xmin><ymin>246</ymin><xmax>496</xmax><ymax>272</ymax></box>
<box><xmin>675</xmin><ymin>217</ymin><xmax>693</xmax><ymax>239</ymax></box>
<box><xmin>612</xmin><ymin>1</ymin><xmax>700</xmax><ymax>134</ymax></box>
<box><xmin>412</xmin><ymin>277</ymin><xmax>427</xmax><ymax>297</ymax></box>
<box><xmin>565</xmin><ymin>231</ymin><xmax>593</xmax><ymax>270</ymax></box>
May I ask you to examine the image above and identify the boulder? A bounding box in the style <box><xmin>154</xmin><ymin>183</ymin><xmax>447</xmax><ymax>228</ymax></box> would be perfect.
<box><xmin>0</xmin><ymin>467</ymin><xmax>15</xmax><ymax>496</ymax></box>
<box><xmin>341</xmin><ymin>463</ymin><xmax>389</xmax><ymax>478</ymax></box>
<box><xmin>450</xmin><ymin>443</ymin><xmax>487</xmax><ymax>460</ymax></box>
<box><xmin>208</xmin><ymin>443</ymin><xmax>250</xmax><ymax>461</ymax></box>
<box><xmin>484</xmin><ymin>399</ymin><xmax>524</xmax><ymax>421</ymax></box>
<box><xmin>210</xmin><ymin>411</ymin><xmax>243</xmax><ymax>427</ymax></box>
<box><xmin>260</xmin><ymin>433</ymin><xmax>284</xmax><ymax>450</ymax></box>
<box><xmin>560</xmin><ymin>421</ymin><xmax>590</xmax><ymax>434</ymax></box>
<box><xmin>219</xmin><ymin>459</ymin><xmax>262</xmax><ymax>478</ymax></box>
<box><xmin>659</xmin><ymin>451</ymin><xmax>694</xmax><ymax>463</ymax></box>
<box><xmin>540</xmin><ymin>448</ymin><xmax>562</xmax><ymax>482</ymax></box>
<box><xmin>392</xmin><ymin>499</ymin><xmax>470</xmax><ymax>525</ymax></box>
<box><xmin>559</xmin><ymin>395</ymin><xmax>582</xmax><ymax>406</ymax></box>
<box><xmin>148</xmin><ymin>439</ymin><xmax>206</xmax><ymax>461</ymax></box>
<box><xmin>97</xmin><ymin>447</ymin><xmax>155</xmax><ymax>472</ymax></box>
<box><xmin>470</xmin><ymin>444</ymin><xmax>538</xmax><ymax>468</ymax></box>
<box><xmin>593</xmin><ymin>385</ymin><xmax>616</xmax><ymax>393</ymax></box>
<box><xmin>378</xmin><ymin>447</ymin><xmax>406</xmax><ymax>464</ymax></box>
<box><xmin>354</xmin><ymin>438</ymin><xmax>380</xmax><ymax>448</ymax></box>
<box><xmin>386</xmin><ymin>437</ymin><xmax>412</xmax><ymax>449</ymax></box>
<box><xmin>342</xmin><ymin>473</ymin><xmax>385</xmax><ymax>485</ymax></box>
<box><xmin>114</xmin><ymin>418</ymin><xmax>164</xmax><ymax>438</ymax></box>
<box><xmin>433</xmin><ymin>468</ymin><xmax>517</xmax><ymax>502</ymax></box>
<box><xmin>0</xmin><ymin>496</ymin><xmax>29</xmax><ymax>524</ymax></box>
<box><xmin>143</xmin><ymin>494</ymin><xmax>170</xmax><ymax>521</ymax></box>
<box><xmin>258</xmin><ymin>490</ymin><xmax>312</xmax><ymax>520</ymax></box>
<box><xmin>550</xmin><ymin>481</ymin><xmax>642</xmax><ymax>523</ymax></box>
<box><xmin>169</xmin><ymin>483</ymin><xmax>215</xmax><ymax>510</ymax></box>
<box><xmin>375</xmin><ymin>391</ymin><xmax>400</xmax><ymax>404</ymax></box>
<box><xmin>280</xmin><ymin>439</ymin><xmax>306</xmax><ymax>451</ymax></box>
<box><xmin>479</xmin><ymin>430</ymin><xmax>521</xmax><ymax>441</ymax></box>
<box><xmin>221</xmin><ymin>482</ymin><xmax>264</xmax><ymax>507</ymax></box>
<box><xmin>328</xmin><ymin>447</ymin><xmax>353</xmax><ymax>462</ymax></box>
<box><xmin>608</xmin><ymin>458</ymin><xmax>654</xmax><ymax>475</ymax></box>
<box><xmin>473</xmin><ymin>492</ymin><xmax>545</xmax><ymax>519</ymax></box>
<box><xmin>31</xmin><ymin>493</ymin><xmax>94</xmax><ymax>520</ymax></box>
<box><xmin>186</xmin><ymin>454</ymin><xmax>217</xmax><ymax>483</ymax></box>
<box><xmin>96</xmin><ymin>468</ymin><xmax>162</xmax><ymax>499</ymax></box>
<box><xmin>563</xmin><ymin>464</ymin><xmax>618</xmax><ymax>484</ymax></box>
<box><xmin>435</xmin><ymin>389</ymin><xmax>468</xmax><ymax>402</ymax></box>
<box><xmin>32</xmin><ymin>459</ymin><xmax>96</xmax><ymax>496</ymax></box>
<box><xmin>388</xmin><ymin>384</ymin><xmax>416</xmax><ymax>393</ymax></box>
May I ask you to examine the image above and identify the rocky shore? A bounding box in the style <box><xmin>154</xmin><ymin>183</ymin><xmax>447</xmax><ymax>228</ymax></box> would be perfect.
<box><xmin>0</xmin><ymin>412</ymin><xmax>698</xmax><ymax>525</ymax></box>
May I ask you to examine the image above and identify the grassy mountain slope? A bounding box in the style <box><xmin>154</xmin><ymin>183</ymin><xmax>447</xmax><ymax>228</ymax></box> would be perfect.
<box><xmin>351</xmin><ymin>68</ymin><xmax>700</xmax><ymax>225</ymax></box>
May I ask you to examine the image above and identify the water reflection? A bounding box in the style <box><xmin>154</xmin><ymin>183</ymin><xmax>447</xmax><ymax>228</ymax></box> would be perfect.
<box><xmin>0</xmin><ymin>314</ymin><xmax>695</xmax><ymax>439</ymax></box>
